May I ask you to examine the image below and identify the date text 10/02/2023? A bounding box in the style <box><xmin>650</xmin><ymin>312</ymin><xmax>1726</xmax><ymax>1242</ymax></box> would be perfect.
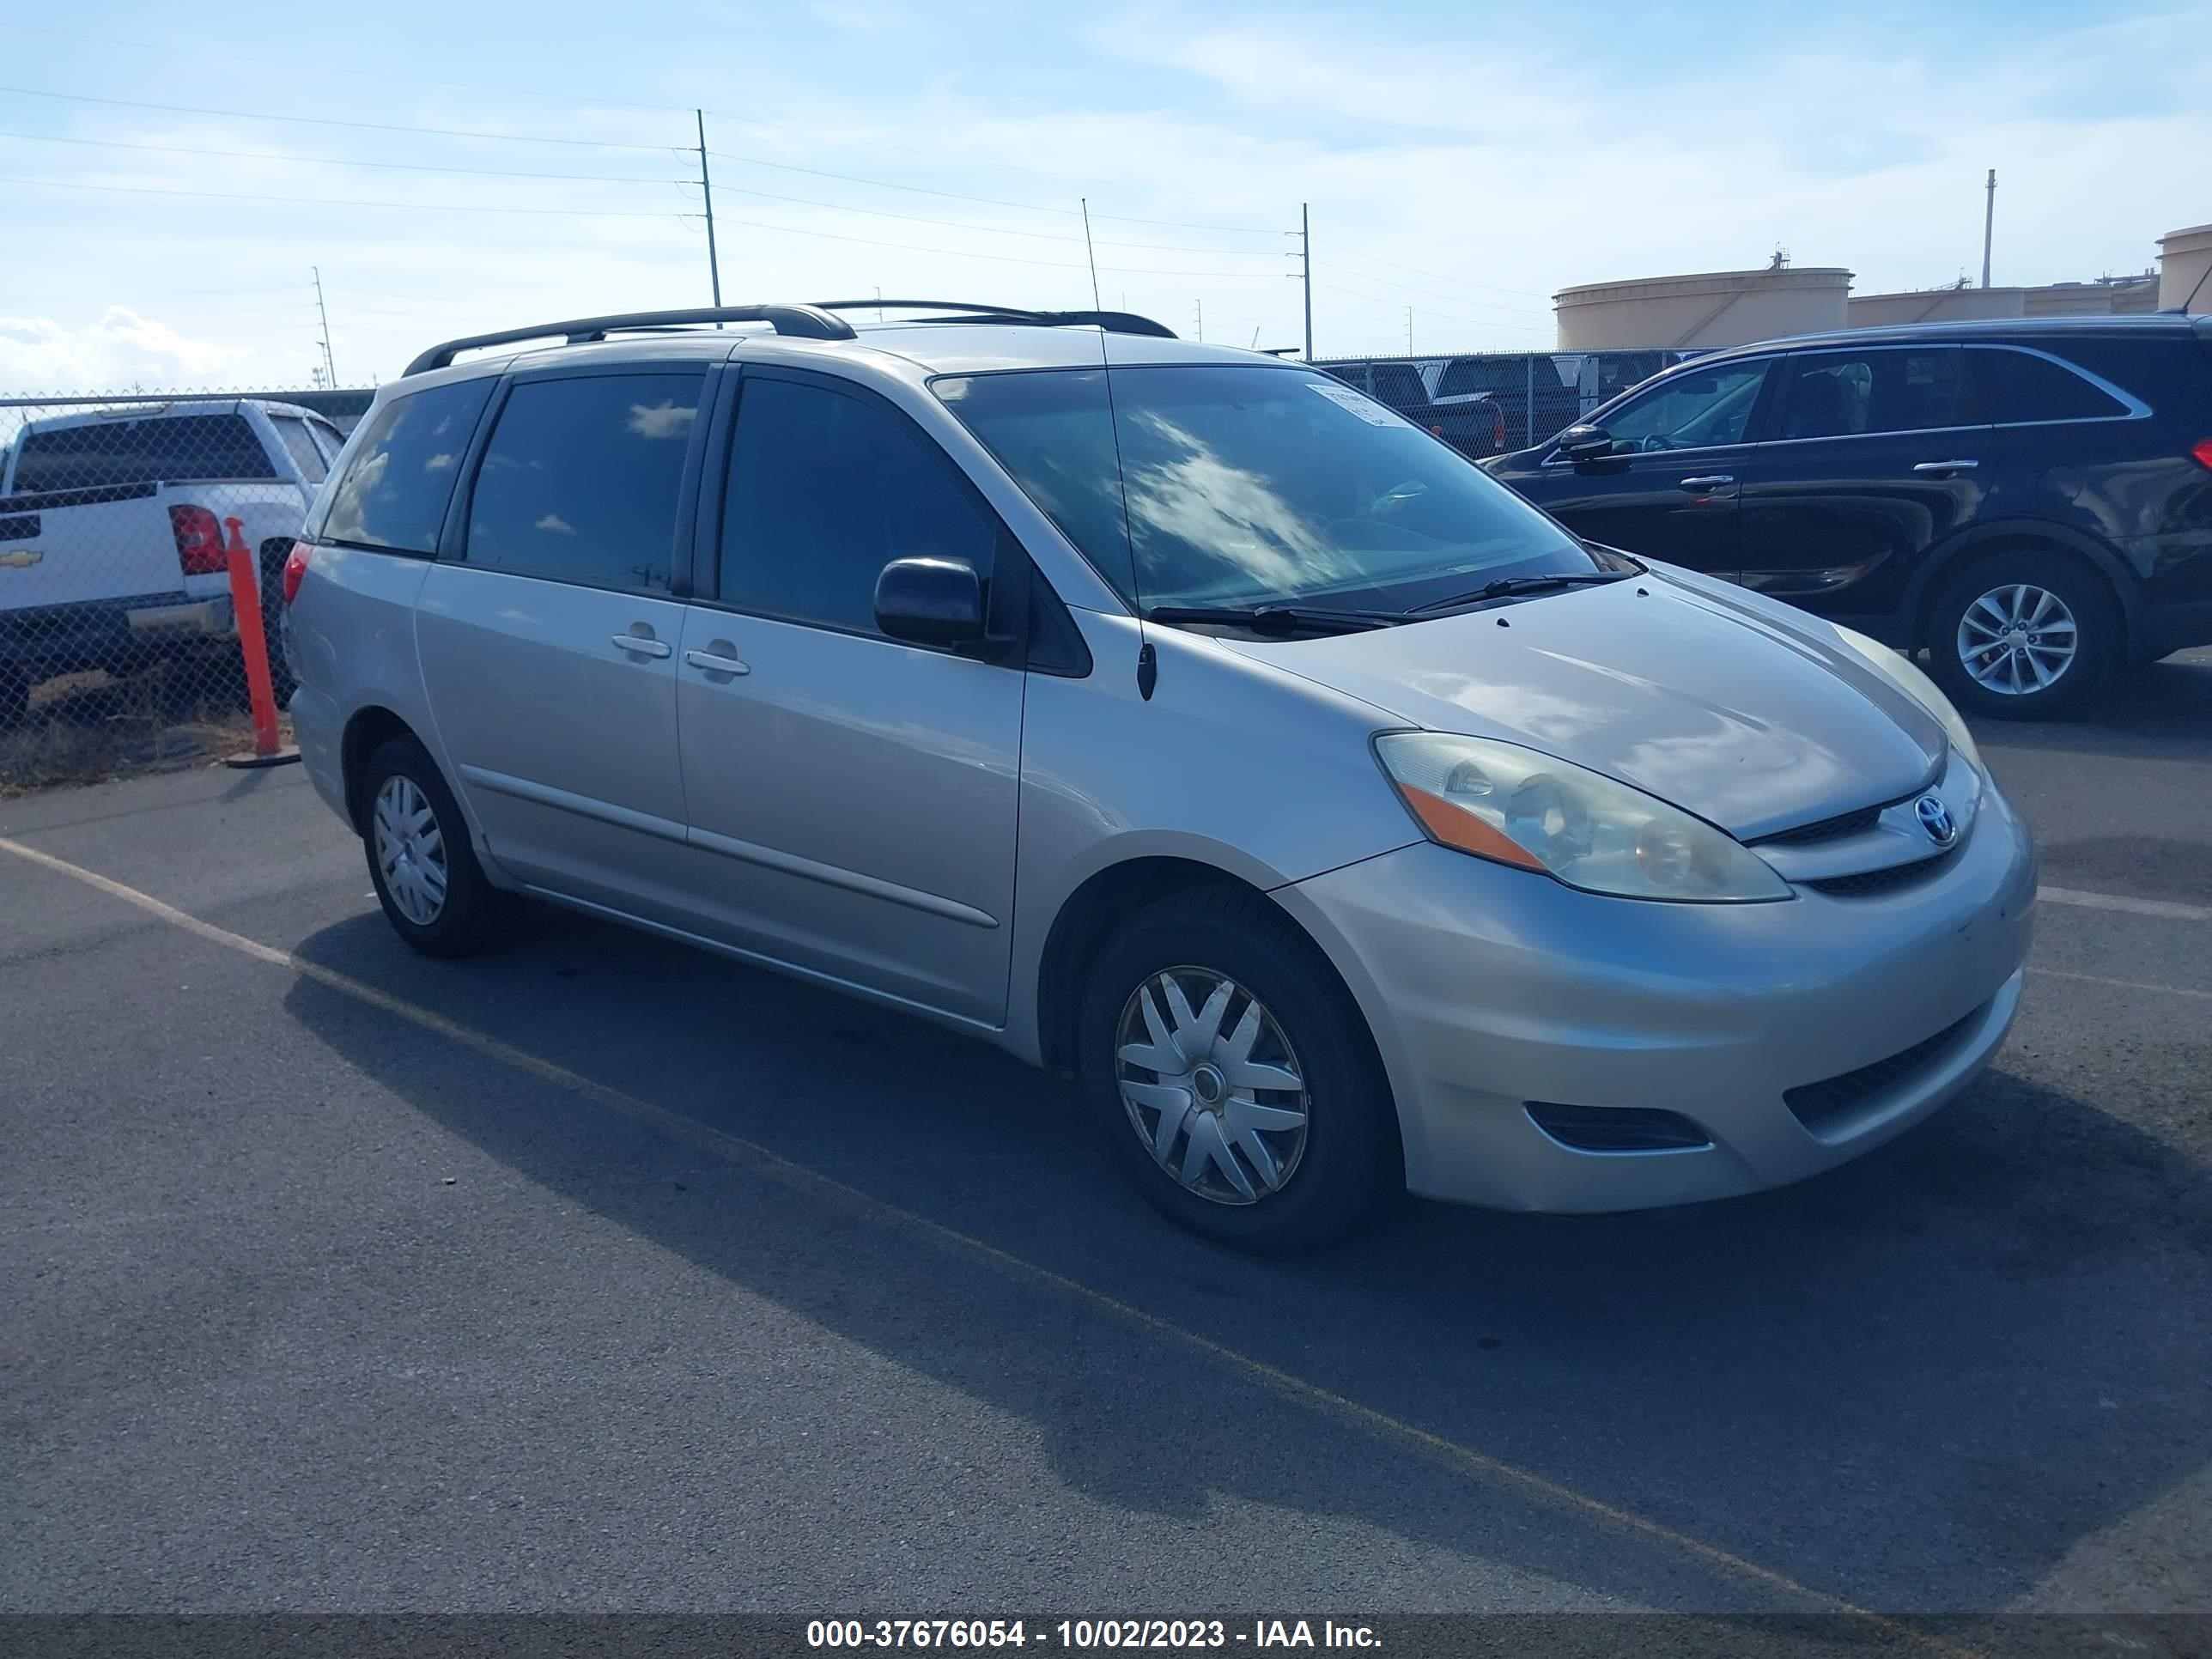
<box><xmin>805</xmin><ymin>1620</ymin><xmax>1383</xmax><ymax>1649</ymax></box>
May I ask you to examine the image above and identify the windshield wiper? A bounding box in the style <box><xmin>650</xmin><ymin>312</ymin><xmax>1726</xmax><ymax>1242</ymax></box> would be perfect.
<box><xmin>1407</xmin><ymin>570</ymin><xmax>1637</xmax><ymax>615</ymax></box>
<box><xmin>1144</xmin><ymin>604</ymin><xmax>1406</xmax><ymax>635</ymax></box>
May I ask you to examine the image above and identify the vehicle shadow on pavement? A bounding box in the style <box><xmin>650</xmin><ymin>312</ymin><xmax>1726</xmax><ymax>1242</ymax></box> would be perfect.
<box><xmin>282</xmin><ymin>903</ymin><xmax>2212</xmax><ymax>1614</ymax></box>
<box><xmin>1973</xmin><ymin>652</ymin><xmax>2212</xmax><ymax>765</ymax></box>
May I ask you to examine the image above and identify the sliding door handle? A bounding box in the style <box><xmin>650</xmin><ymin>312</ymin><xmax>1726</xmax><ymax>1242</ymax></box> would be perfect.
<box><xmin>611</xmin><ymin>633</ymin><xmax>672</xmax><ymax>659</ymax></box>
<box><xmin>684</xmin><ymin>646</ymin><xmax>750</xmax><ymax>677</ymax></box>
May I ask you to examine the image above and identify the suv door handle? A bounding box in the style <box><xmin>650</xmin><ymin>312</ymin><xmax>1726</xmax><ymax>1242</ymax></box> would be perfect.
<box><xmin>611</xmin><ymin>633</ymin><xmax>672</xmax><ymax>659</ymax></box>
<box><xmin>1677</xmin><ymin>474</ymin><xmax>1735</xmax><ymax>491</ymax></box>
<box><xmin>1911</xmin><ymin>459</ymin><xmax>1979</xmax><ymax>474</ymax></box>
<box><xmin>684</xmin><ymin>644</ymin><xmax>750</xmax><ymax>677</ymax></box>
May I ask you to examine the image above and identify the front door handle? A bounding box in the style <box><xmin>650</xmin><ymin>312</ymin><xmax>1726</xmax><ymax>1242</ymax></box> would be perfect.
<box><xmin>1911</xmin><ymin>459</ymin><xmax>1979</xmax><ymax>474</ymax></box>
<box><xmin>684</xmin><ymin>641</ymin><xmax>750</xmax><ymax>677</ymax></box>
<box><xmin>1677</xmin><ymin>474</ymin><xmax>1735</xmax><ymax>491</ymax></box>
<box><xmin>611</xmin><ymin>632</ymin><xmax>672</xmax><ymax>659</ymax></box>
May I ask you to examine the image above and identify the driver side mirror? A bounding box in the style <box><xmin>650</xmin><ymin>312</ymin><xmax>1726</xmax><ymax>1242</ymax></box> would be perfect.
<box><xmin>1556</xmin><ymin>424</ymin><xmax>1615</xmax><ymax>464</ymax></box>
<box><xmin>874</xmin><ymin>556</ymin><xmax>986</xmax><ymax>647</ymax></box>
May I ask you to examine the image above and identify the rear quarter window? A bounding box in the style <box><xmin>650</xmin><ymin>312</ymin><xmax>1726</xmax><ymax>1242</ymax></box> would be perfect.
<box><xmin>315</xmin><ymin>377</ymin><xmax>496</xmax><ymax>553</ymax></box>
<box><xmin>1972</xmin><ymin>347</ymin><xmax>2130</xmax><ymax>422</ymax></box>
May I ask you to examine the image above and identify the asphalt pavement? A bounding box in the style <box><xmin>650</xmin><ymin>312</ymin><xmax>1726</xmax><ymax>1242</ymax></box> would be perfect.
<box><xmin>3</xmin><ymin>650</ymin><xmax>2208</xmax><ymax>1632</ymax></box>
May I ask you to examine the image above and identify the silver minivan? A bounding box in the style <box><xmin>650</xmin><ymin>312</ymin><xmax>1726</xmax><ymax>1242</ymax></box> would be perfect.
<box><xmin>283</xmin><ymin>301</ymin><xmax>2036</xmax><ymax>1251</ymax></box>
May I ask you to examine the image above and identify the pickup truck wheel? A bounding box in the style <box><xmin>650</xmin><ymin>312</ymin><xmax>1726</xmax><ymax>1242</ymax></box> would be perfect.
<box><xmin>1077</xmin><ymin>886</ymin><xmax>1401</xmax><ymax>1254</ymax></box>
<box><xmin>362</xmin><ymin>736</ymin><xmax>513</xmax><ymax>958</ymax></box>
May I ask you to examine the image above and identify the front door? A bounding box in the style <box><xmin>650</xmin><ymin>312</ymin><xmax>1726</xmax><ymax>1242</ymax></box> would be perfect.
<box><xmin>415</xmin><ymin>365</ymin><xmax>708</xmax><ymax>919</ymax></box>
<box><xmin>1528</xmin><ymin>356</ymin><xmax>1773</xmax><ymax>575</ymax></box>
<box><xmin>673</xmin><ymin>369</ymin><xmax>1025</xmax><ymax>1027</ymax></box>
<box><xmin>1735</xmin><ymin>344</ymin><xmax>1992</xmax><ymax>626</ymax></box>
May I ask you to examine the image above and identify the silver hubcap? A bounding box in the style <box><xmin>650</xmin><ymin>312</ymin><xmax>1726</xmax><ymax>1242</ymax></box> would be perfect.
<box><xmin>1115</xmin><ymin>967</ymin><xmax>1310</xmax><ymax>1206</ymax></box>
<box><xmin>373</xmin><ymin>775</ymin><xmax>448</xmax><ymax>927</ymax></box>
<box><xmin>1957</xmin><ymin>582</ymin><xmax>2078</xmax><ymax>696</ymax></box>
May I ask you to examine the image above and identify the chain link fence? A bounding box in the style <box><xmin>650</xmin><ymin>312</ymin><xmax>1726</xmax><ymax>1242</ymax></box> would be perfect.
<box><xmin>0</xmin><ymin>391</ymin><xmax>364</xmax><ymax>793</ymax></box>
<box><xmin>1313</xmin><ymin>349</ymin><xmax>1705</xmax><ymax>458</ymax></box>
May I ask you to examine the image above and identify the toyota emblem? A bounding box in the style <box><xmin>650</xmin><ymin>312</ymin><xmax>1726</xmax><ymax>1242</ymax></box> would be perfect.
<box><xmin>1915</xmin><ymin>794</ymin><xmax>1957</xmax><ymax>846</ymax></box>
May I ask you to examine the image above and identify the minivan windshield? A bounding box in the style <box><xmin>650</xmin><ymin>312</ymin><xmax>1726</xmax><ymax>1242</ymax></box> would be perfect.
<box><xmin>934</xmin><ymin>364</ymin><xmax>1601</xmax><ymax>612</ymax></box>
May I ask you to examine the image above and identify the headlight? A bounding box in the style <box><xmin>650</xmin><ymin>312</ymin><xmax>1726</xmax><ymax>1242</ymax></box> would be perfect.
<box><xmin>1832</xmin><ymin>627</ymin><xmax>1981</xmax><ymax>775</ymax></box>
<box><xmin>1373</xmin><ymin>732</ymin><xmax>1790</xmax><ymax>902</ymax></box>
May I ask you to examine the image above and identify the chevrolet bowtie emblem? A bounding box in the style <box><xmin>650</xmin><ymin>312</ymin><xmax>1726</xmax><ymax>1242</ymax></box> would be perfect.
<box><xmin>0</xmin><ymin>549</ymin><xmax>44</xmax><ymax>568</ymax></box>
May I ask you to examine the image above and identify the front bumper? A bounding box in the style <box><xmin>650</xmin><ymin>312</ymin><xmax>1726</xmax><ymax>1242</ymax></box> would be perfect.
<box><xmin>1276</xmin><ymin>781</ymin><xmax>2037</xmax><ymax>1212</ymax></box>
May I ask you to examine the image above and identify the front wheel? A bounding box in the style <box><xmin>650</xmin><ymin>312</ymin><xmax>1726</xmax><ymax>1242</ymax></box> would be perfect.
<box><xmin>1077</xmin><ymin>887</ymin><xmax>1401</xmax><ymax>1253</ymax></box>
<box><xmin>1926</xmin><ymin>549</ymin><xmax>2119</xmax><ymax>720</ymax></box>
<box><xmin>361</xmin><ymin>735</ymin><xmax>513</xmax><ymax>957</ymax></box>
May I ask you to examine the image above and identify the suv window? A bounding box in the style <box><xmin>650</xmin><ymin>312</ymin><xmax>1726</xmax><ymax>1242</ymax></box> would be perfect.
<box><xmin>1775</xmin><ymin>348</ymin><xmax>1972</xmax><ymax>440</ymax></box>
<box><xmin>1368</xmin><ymin>366</ymin><xmax>1428</xmax><ymax>411</ymax></box>
<box><xmin>12</xmin><ymin>412</ymin><xmax>277</xmax><ymax>493</ymax></box>
<box><xmin>720</xmin><ymin>376</ymin><xmax>997</xmax><ymax>635</ymax></box>
<box><xmin>465</xmin><ymin>374</ymin><xmax>700</xmax><ymax>592</ymax></box>
<box><xmin>1971</xmin><ymin>348</ymin><xmax>2129</xmax><ymax>422</ymax></box>
<box><xmin>320</xmin><ymin>378</ymin><xmax>495</xmax><ymax>554</ymax></box>
<box><xmin>1597</xmin><ymin>361</ymin><xmax>1768</xmax><ymax>453</ymax></box>
<box><xmin>268</xmin><ymin>415</ymin><xmax>329</xmax><ymax>484</ymax></box>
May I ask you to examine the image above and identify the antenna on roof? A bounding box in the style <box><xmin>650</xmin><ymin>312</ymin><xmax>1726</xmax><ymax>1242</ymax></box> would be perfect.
<box><xmin>1079</xmin><ymin>198</ymin><xmax>1103</xmax><ymax>312</ymax></box>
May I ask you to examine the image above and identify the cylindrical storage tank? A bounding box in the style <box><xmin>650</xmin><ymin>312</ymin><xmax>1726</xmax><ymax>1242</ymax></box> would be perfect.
<box><xmin>1553</xmin><ymin>267</ymin><xmax>1851</xmax><ymax>350</ymax></box>
<box><xmin>2159</xmin><ymin>224</ymin><xmax>2212</xmax><ymax>313</ymax></box>
<box><xmin>1847</xmin><ymin>287</ymin><xmax>2027</xmax><ymax>328</ymax></box>
<box><xmin>2022</xmin><ymin>283</ymin><xmax>2114</xmax><ymax>318</ymax></box>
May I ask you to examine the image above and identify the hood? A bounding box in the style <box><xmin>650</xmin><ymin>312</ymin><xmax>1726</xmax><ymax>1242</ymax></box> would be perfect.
<box><xmin>1217</xmin><ymin>567</ymin><xmax>1945</xmax><ymax>839</ymax></box>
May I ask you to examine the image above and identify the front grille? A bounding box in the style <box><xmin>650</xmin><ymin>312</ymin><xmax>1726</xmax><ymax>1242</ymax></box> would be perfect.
<box><xmin>1804</xmin><ymin>852</ymin><xmax>1954</xmax><ymax>896</ymax></box>
<box><xmin>1525</xmin><ymin>1103</ymin><xmax>1712</xmax><ymax>1153</ymax></box>
<box><xmin>1784</xmin><ymin>1008</ymin><xmax>1982</xmax><ymax>1136</ymax></box>
<box><xmin>1754</xmin><ymin>804</ymin><xmax>1884</xmax><ymax>847</ymax></box>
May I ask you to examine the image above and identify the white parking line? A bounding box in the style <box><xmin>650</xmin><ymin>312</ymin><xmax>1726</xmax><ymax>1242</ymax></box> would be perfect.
<box><xmin>2038</xmin><ymin>885</ymin><xmax>2212</xmax><ymax>923</ymax></box>
<box><xmin>2031</xmin><ymin>968</ymin><xmax>2212</xmax><ymax>1002</ymax></box>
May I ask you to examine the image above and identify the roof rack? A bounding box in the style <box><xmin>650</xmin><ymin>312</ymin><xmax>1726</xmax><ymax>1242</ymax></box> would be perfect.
<box><xmin>811</xmin><ymin>300</ymin><xmax>1177</xmax><ymax>339</ymax></box>
<box><xmin>402</xmin><ymin>298</ymin><xmax>1181</xmax><ymax>375</ymax></box>
<box><xmin>403</xmin><ymin>304</ymin><xmax>857</xmax><ymax>376</ymax></box>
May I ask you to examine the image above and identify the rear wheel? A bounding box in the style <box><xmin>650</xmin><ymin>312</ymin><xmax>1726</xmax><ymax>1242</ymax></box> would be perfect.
<box><xmin>361</xmin><ymin>735</ymin><xmax>513</xmax><ymax>957</ymax></box>
<box><xmin>1926</xmin><ymin>548</ymin><xmax>2120</xmax><ymax>720</ymax></box>
<box><xmin>259</xmin><ymin>542</ymin><xmax>297</xmax><ymax>707</ymax></box>
<box><xmin>1077</xmin><ymin>886</ymin><xmax>1400</xmax><ymax>1253</ymax></box>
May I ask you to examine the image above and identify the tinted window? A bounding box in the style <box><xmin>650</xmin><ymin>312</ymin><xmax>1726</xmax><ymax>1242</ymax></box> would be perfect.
<box><xmin>938</xmin><ymin>365</ymin><xmax>1596</xmax><ymax>611</ymax></box>
<box><xmin>1599</xmin><ymin>362</ymin><xmax>1768</xmax><ymax>451</ymax></box>
<box><xmin>268</xmin><ymin>416</ymin><xmax>328</xmax><ymax>484</ymax></box>
<box><xmin>320</xmin><ymin>378</ymin><xmax>495</xmax><ymax>554</ymax></box>
<box><xmin>1776</xmin><ymin>349</ymin><xmax>1972</xmax><ymax>440</ymax></box>
<box><xmin>1972</xmin><ymin>348</ymin><xmax>2128</xmax><ymax>422</ymax></box>
<box><xmin>12</xmin><ymin>412</ymin><xmax>277</xmax><ymax>493</ymax></box>
<box><xmin>1369</xmin><ymin>366</ymin><xmax>1428</xmax><ymax>410</ymax></box>
<box><xmin>465</xmin><ymin>374</ymin><xmax>700</xmax><ymax>592</ymax></box>
<box><xmin>1437</xmin><ymin>358</ymin><xmax>1493</xmax><ymax>397</ymax></box>
<box><xmin>720</xmin><ymin>377</ymin><xmax>996</xmax><ymax>634</ymax></box>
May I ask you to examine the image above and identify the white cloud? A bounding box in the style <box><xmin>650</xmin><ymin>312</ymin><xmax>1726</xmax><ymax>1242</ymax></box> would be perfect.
<box><xmin>0</xmin><ymin>307</ymin><xmax>267</xmax><ymax>392</ymax></box>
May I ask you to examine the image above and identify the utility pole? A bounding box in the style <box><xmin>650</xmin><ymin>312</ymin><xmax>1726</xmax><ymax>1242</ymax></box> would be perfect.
<box><xmin>696</xmin><ymin>111</ymin><xmax>724</xmax><ymax>308</ymax></box>
<box><xmin>1300</xmin><ymin>203</ymin><xmax>1314</xmax><ymax>361</ymax></box>
<box><xmin>1981</xmin><ymin>168</ymin><xmax>1996</xmax><ymax>289</ymax></box>
<box><xmin>1194</xmin><ymin>297</ymin><xmax>1203</xmax><ymax>342</ymax></box>
<box><xmin>312</xmin><ymin>267</ymin><xmax>336</xmax><ymax>386</ymax></box>
<box><xmin>1405</xmin><ymin>307</ymin><xmax>1413</xmax><ymax>354</ymax></box>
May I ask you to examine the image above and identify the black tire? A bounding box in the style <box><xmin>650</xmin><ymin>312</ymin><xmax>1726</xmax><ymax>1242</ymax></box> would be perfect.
<box><xmin>1925</xmin><ymin>547</ymin><xmax>2121</xmax><ymax>720</ymax></box>
<box><xmin>0</xmin><ymin>665</ymin><xmax>29</xmax><ymax>729</ymax></box>
<box><xmin>360</xmin><ymin>735</ymin><xmax>514</xmax><ymax>958</ymax></box>
<box><xmin>1076</xmin><ymin>885</ymin><xmax>1401</xmax><ymax>1254</ymax></box>
<box><xmin>258</xmin><ymin>544</ymin><xmax>297</xmax><ymax>708</ymax></box>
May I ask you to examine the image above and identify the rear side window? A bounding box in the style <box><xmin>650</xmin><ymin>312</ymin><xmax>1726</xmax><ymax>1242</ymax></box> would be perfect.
<box><xmin>1437</xmin><ymin>359</ymin><xmax>1492</xmax><ymax>397</ymax></box>
<box><xmin>1972</xmin><ymin>349</ymin><xmax>2129</xmax><ymax>422</ymax></box>
<box><xmin>268</xmin><ymin>416</ymin><xmax>328</xmax><ymax>484</ymax></box>
<box><xmin>465</xmin><ymin>373</ymin><xmax>701</xmax><ymax>592</ymax></box>
<box><xmin>1775</xmin><ymin>349</ymin><xmax>1972</xmax><ymax>439</ymax></box>
<box><xmin>319</xmin><ymin>378</ymin><xmax>495</xmax><ymax>554</ymax></box>
<box><xmin>12</xmin><ymin>412</ymin><xmax>277</xmax><ymax>493</ymax></box>
<box><xmin>719</xmin><ymin>376</ymin><xmax>997</xmax><ymax>635</ymax></box>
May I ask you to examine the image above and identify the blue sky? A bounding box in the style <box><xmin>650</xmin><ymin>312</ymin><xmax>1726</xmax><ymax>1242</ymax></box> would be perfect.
<box><xmin>3</xmin><ymin>0</ymin><xmax>2207</xmax><ymax>388</ymax></box>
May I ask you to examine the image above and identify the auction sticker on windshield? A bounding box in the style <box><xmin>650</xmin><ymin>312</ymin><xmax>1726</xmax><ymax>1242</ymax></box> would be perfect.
<box><xmin>1307</xmin><ymin>382</ymin><xmax>1400</xmax><ymax>424</ymax></box>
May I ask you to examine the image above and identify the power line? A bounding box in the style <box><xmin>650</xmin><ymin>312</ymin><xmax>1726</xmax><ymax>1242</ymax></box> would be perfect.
<box><xmin>0</xmin><ymin>175</ymin><xmax>690</xmax><ymax>218</ymax></box>
<box><xmin>0</xmin><ymin>130</ymin><xmax>690</xmax><ymax>185</ymax></box>
<box><xmin>1312</xmin><ymin>261</ymin><xmax>1548</xmax><ymax>315</ymax></box>
<box><xmin>1314</xmin><ymin>240</ymin><xmax>1551</xmax><ymax>300</ymax></box>
<box><xmin>0</xmin><ymin>84</ymin><xmax>682</xmax><ymax>151</ymax></box>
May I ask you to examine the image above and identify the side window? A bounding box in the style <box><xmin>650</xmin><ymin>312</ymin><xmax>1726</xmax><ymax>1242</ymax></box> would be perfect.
<box><xmin>1972</xmin><ymin>349</ymin><xmax>2129</xmax><ymax>422</ymax></box>
<box><xmin>1437</xmin><ymin>359</ymin><xmax>1488</xmax><ymax>398</ymax></box>
<box><xmin>720</xmin><ymin>377</ymin><xmax>997</xmax><ymax>636</ymax></box>
<box><xmin>465</xmin><ymin>374</ymin><xmax>700</xmax><ymax>592</ymax></box>
<box><xmin>1778</xmin><ymin>349</ymin><xmax>1972</xmax><ymax>439</ymax></box>
<box><xmin>1596</xmin><ymin>362</ymin><xmax>1768</xmax><ymax>452</ymax></box>
<box><xmin>319</xmin><ymin>378</ymin><xmax>495</xmax><ymax>553</ymax></box>
<box><xmin>1369</xmin><ymin>366</ymin><xmax>1427</xmax><ymax>410</ymax></box>
<box><xmin>1777</xmin><ymin>356</ymin><xmax>1876</xmax><ymax>440</ymax></box>
<box><xmin>267</xmin><ymin>416</ymin><xmax>329</xmax><ymax>484</ymax></box>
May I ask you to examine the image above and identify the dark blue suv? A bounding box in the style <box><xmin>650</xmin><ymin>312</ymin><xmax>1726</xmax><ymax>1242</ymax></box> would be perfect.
<box><xmin>1482</xmin><ymin>314</ymin><xmax>2212</xmax><ymax>718</ymax></box>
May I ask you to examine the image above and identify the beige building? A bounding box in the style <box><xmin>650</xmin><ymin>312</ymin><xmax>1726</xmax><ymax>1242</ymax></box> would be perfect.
<box><xmin>1553</xmin><ymin>267</ymin><xmax>1850</xmax><ymax>351</ymax></box>
<box><xmin>2160</xmin><ymin>224</ymin><xmax>2212</xmax><ymax>313</ymax></box>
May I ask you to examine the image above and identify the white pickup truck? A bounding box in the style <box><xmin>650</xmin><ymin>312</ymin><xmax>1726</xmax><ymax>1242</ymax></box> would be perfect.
<box><xmin>0</xmin><ymin>399</ymin><xmax>346</xmax><ymax>723</ymax></box>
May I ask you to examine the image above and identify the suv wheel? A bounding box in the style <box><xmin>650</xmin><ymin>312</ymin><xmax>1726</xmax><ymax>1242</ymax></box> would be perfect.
<box><xmin>1076</xmin><ymin>887</ymin><xmax>1400</xmax><ymax>1253</ymax></box>
<box><xmin>361</xmin><ymin>735</ymin><xmax>513</xmax><ymax>957</ymax></box>
<box><xmin>1927</xmin><ymin>549</ymin><xmax>2119</xmax><ymax>720</ymax></box>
